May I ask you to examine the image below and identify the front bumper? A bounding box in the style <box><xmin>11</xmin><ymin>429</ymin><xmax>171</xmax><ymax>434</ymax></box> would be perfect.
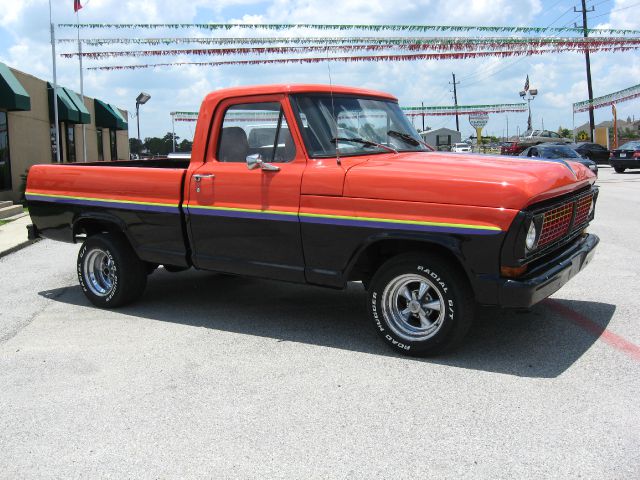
<box><xmin>496</xmin><ymin>233</ymin><xmax>599</xmax><ymax>308</ymax></box>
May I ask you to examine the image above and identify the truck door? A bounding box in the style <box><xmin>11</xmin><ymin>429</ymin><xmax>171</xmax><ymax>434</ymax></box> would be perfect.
<box><xmin>186</xmin><ymin>94</ymin><xmax>306</xmax><ymax>282</ymax></box>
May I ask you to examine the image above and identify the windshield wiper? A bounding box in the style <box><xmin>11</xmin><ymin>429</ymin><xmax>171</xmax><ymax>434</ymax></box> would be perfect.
<box><xmin>331</xmin><ymin>137</ymin><xmax>398</xmax><ymax>154</ymax></box>
<box><xmin>387</xmin><ymin>130</ymin><xmax>435</xmax><ymax>151</ymax></box>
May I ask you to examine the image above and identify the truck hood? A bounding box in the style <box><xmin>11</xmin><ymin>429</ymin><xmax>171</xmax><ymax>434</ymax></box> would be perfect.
<box><xmin>343</xmin><ymin>152</ymin><xmax>595</xmax><ymax>209</ymax></box>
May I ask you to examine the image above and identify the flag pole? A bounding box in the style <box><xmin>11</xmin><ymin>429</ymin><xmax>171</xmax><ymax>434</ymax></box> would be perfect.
<box><xmin>77</xmin><ymin>9</ymin><xmax>87</xmax><ymax>162</ymax></box>
<box><xmin>49</xmin><ymin>0</ymin><xmax>61</xmax><ymax>163</ymax></box>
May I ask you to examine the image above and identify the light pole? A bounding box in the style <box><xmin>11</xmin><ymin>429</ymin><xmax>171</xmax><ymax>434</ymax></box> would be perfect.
<box><xmin>135</xmin><ymin>92</ymin><xmax>151</xmax><ymax>142</ymax></box>
<box><xmin>519</xmin><ymin>88</ymin><xmax>538</xmax><ymax>132</ymax></box>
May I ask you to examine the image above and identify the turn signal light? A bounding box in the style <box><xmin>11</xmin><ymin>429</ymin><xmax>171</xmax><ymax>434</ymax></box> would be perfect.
<box><xmin>633</xmin><ymin>152</ymin><xmax>640</xmax><ymax>158</ymax></box>
<box><xmin>501</xmin><ymin>265</ymin><xmax>528</xmax><ymax>278</ymax></box>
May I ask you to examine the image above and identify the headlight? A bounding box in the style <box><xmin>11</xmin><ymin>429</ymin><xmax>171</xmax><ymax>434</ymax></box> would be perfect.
<box><xmin>588</xmin><ymin>164</ymin><xmax>597</xmax><ymax>171</ymax></box>
<box><xmin>525</xmin><ymin>222</ymin><xmax>537</xmax><ymax>251</ymax></box>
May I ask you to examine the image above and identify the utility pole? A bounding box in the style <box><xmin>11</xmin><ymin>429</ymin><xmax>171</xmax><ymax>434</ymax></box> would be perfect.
<box><xmin>450</xmin><ymin>73</ymin><xmax>461</xmax><ymax>132</ymax></box>
<box><xmin>575</xmin><ymin>0</ymin><xmax>595</xmax><ymax>141</ymax></box>
<box><xmin>421</xmin><ymin>101</ymin><xmax>425</xmax><ymax>132</ymax></box>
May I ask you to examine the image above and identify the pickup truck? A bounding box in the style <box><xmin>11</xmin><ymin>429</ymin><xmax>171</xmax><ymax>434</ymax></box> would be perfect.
<box><xmin>26</xmin><ymin>84</ymin><xmax>599</xmax><ymax>356</ymax></box>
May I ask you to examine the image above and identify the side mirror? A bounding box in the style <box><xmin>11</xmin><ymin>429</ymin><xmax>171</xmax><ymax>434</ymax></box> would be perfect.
<box><xmin>246</xmin><ymin>154</ymin><xmax>280</xmax><ymax>172</ymax></box>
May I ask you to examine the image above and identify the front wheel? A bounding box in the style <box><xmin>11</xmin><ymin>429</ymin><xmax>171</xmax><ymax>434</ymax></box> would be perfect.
<box><xmin>368</xmin><ymin>253</ymin><xmax>474</xmax><ymax>356</ymax></box>
<box><xmin>77</xmin><ymin>233</ymin><xmax>147</xmax><ymax>308</ymax></box>
<box><xmin>614</xmin><ymin>167</ymin><xmax>626</xmax><ymax>173</ymax></box>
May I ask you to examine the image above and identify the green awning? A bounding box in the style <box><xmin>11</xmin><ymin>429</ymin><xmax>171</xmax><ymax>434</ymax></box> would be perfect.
<box><xmin>62</xmin><ymin>88</ymin><xmax>90</xmax><ymax>124</ymax></box>
<box><xmin>0</xmin><ymin>63</ymin><xmax>30</xmax><ymax>111</ymax></box>
<box><xmin>94</xmin><ymin>99</ymin><xmax>128</xmax><ymax>130</ymax></box>
<box><xmin>48</xmin><ymin>83</ymin><xmax>81</xmax><ymax>123</ymax></box>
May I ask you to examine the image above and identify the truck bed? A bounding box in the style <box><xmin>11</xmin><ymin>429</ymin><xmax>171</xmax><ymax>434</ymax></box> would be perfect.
<box><xmin>26</xmin><ymin>161</ymin><xmax>190</xmax><ymax>267</ymax></box>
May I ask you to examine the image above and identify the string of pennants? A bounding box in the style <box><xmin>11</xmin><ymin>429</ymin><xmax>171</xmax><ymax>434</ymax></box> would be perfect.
<box><xmin>572</xmin><ymin>83</ymin><xmax>640</xmax><ymax>113</ymax></box>
<box><xmin>60</xmin><ymin>38</ymin><xmax>640</xmax><ymax>59</ymax></box>
<box><xmin>56</xmin><ymin>23</ymin><xmax>640</xmax><ymax>72</ymax></box>
<box><xmin>171</xmin><ymin>102</ymin><xmax>529</xmax><ymax>122</ymax></box>
<box><xmin>84</xmin><ymin>47</ymin><xmax>639</xmax><ymax>71</ymax></box>
<box><xmin>402</xmin><ymin>103</ymin><xmax>528</xmax><ymax>116</ymax></box>
<box><xmin>58</xmin><ymin>23</ymin><xmax>640</xmax><ymax>35</ymax></box>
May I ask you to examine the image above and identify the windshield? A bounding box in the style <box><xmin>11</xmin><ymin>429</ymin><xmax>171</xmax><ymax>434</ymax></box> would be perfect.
<box><xmin>291</xmin><ymin>94</ymin><xmax>428</xmax><ymax>157</ymax></box>
<box><xmin>539</xmin><ymin>146</ymin><xmax>581</xmax><ymax>159</ymax></box>
<box><xmin>619</xmin><ymin>141</ymin><xmax>640</xmax><ymax>150</ymax></box>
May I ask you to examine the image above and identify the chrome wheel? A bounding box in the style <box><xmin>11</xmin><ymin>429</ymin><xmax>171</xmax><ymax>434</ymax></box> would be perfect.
<box><xmin>83</xmin><ymin>248</ymin><xmax>116</xmax><ymax>297</ymax></box>
<box><xmin>381</xmin><ymin>273</ymin><xmax>446</xmax><ymax>342</ymax></box>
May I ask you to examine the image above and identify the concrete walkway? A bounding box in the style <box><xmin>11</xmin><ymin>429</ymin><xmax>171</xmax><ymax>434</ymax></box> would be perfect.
<box><xmin>0</xmin><ymin>214</ymin><xmax>37</xmax><ymax>258</ymax></box>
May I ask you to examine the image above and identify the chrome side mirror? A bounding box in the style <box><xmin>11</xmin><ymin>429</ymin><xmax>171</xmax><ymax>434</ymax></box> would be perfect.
<box><xmin>246</xmin><ymin>154</ymin><xmax>280</xmax><ymax>172</ymax></box>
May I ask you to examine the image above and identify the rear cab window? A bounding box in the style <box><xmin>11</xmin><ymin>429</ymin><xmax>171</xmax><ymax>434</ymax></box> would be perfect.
<box><xmin>216</xmin><ymin>101</ymin><xmax>296</xmax><ymax>164</ymax></box>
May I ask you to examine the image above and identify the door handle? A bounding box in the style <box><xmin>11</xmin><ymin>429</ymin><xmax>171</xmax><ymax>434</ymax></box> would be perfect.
<box><xmin>193</xmin><ymin>174</ymin><xmax>214</xmax><ymax>193</ymax></box>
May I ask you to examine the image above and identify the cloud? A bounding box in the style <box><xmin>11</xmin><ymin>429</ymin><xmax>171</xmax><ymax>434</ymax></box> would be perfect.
<box><xmin>0</xmin><ymin>0</ymin><xmax>637</xmax><ymax>141</ymax></box>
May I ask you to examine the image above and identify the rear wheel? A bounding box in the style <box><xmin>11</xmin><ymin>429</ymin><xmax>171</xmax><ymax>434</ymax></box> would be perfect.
<box><xmin>614</xmin><ymin>167</ymin><xmax>626</xmax><ymax>173</ymax></box>
<box><xmin>367</xmin><ymin>253</ymin><xmax>474</xmax><ymax>356</ymax></box>
<box><xmin>77</xmin><ymin>233</ymin><xmax>147</xmax><ymax>308</ymax></box>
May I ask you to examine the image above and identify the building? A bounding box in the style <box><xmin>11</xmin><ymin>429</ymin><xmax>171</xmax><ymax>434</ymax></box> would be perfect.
<box><xmin>0</xmin><ymin>63</ymin><xmax>130</xmax><ymax>203</ymax></box>
<box><xmin>419</xmin><ymin>127</ymin><xmax>462</xmax><ymax>151</ymax></box>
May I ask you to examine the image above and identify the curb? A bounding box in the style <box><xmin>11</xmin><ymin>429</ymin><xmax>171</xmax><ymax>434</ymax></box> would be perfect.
<box><xmin>0</xmin><ymin>238</ymin><xmax>41</xmax><ymax>260</ymax></box>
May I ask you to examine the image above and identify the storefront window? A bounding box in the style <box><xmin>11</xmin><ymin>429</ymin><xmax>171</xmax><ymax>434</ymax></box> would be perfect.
<box><xmin>97</xmin><ymin>129</ymin><xmax>104</xmax><ymax>161</ymax></box>
<box><xmin>0</xmin><ymin>111</ymin><xmax>11</xmax><ymax>191</ymax></box>
<box><xmin>66</xmin><ymin>123</ymin><xmax>76</xmax><ymax>163</ymax></box>
<box><xmin>109</xmin><ymin>129</ymin><xmax>117</xmax><ymax>160</ymax></box>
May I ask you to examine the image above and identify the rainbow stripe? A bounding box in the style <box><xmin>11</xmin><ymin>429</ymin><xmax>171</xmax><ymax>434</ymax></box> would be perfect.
<box><xmin>26</xmin><ymin>191</ymin><xmax>502</xmax><ymax>235</ymax></box>
<box><xmin>25</xmin><ymin>191</ymin><xmax>180</xmax><ymax>214</ymax></box>
<box><xmin>188</xmin><ymin>204</ymin><xmax>502</xmax><ymax>235</ymax></box>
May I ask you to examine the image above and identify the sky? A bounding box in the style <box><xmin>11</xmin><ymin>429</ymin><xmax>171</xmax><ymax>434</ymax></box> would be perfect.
<box><xmin>0</xmin><ymin>0</ymin><xmax>638</xmax><ymax>142</ymax></box>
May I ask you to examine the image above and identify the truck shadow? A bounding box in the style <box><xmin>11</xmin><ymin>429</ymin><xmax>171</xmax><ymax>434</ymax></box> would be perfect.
<box><xmin>39</xmin><ymin>269</ymin><xmax>616</xmax><ymax>379</ymax></box>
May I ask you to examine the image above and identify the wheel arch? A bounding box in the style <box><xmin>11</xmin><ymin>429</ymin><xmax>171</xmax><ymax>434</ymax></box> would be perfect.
<box><xmin>344</xmin><ymin>234</ymin><xmax>472</xmax><ymax>287</ymax></box>
<box><xmin>72</xmin><ymin>213</ymin><xmax>136</xmax><ymax>249</ymax></box>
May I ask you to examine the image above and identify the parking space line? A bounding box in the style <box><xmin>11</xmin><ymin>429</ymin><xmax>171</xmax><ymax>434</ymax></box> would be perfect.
<box><xmin>545</xmin><ymin>299</ymin><xmax>640</xmax><ymax>362</ymax></box>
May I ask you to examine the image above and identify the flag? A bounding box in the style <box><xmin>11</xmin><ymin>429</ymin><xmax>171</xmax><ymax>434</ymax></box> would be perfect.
<box><xmin>524</xmin><ymin>75</ymin><xmax>530</xmax><ymax>92</ymax></box>
<box><xmin>74</xmin><ymin>0</ymin><xmax>82</xmax><ymax>12</ymax></box>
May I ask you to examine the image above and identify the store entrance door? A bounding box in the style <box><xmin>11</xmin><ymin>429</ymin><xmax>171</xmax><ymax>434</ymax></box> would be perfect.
<box><xmin>0</xmin><ymin>112</ymin><xmax>11</xmax><ymax>191</ymax></box>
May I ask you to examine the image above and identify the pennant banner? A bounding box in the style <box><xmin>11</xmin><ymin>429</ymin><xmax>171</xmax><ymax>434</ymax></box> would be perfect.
<box><xmin>403</xmin><ymin>103</ymin><xmax>527</xmax><ymax>116</ymax></box>
<box><xmin>57</xmin><ymin>35</ymin><xmax>640</xmax><ymax>47</ymax></box>
<box><xmin>573</xmin><ymin>83</ymin><xmax>640</xmax><ymax>113</ymax></box>
<box><xmin>57</xmin><ymin>23</ymin><xmax>640</xmax><ymax>36</ymax></box>
<box><xmin>86</xmin><ymin>46</ymin><xmax>640</xmax><ymax>71</ymax></box>
<box><xmin>61</xmin><ymin>37</ymin><xmax>640</xmax><ymax>59</ymax></box>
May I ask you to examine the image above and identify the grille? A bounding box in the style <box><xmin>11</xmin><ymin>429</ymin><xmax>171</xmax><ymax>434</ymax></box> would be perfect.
<box><xmin>573</xmin><ymin>194</ymin><xmax>593</xmax><ymax>229</ymax></box>
<box><xmin>537</xmin><ymin>203</ymin><xmax>573</xmax><ymax>247</ymax></box>
<box><xmin>536</xmin><ymin>191</ymin><xmax>594</xmax><ymax>250</ymax></box>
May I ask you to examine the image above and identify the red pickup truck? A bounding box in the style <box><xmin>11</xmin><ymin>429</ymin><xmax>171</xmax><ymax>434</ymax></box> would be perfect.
<box><xmin>26</xmin><ymin>84</ymin><xmax>599</xmax><ymax>356</ymax></box>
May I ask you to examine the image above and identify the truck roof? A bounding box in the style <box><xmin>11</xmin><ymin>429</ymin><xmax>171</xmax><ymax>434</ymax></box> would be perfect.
<box><xmin>202</xmin><ymin>84</ymin><xmax>397</xmax><ymax>106</ymax></box>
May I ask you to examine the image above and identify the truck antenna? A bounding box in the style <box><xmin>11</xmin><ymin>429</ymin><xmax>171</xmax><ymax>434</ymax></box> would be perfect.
<box><xmin>326</xmin><ymin>52</ymin><xmax>341</xmax><ymax>166</ymax></box>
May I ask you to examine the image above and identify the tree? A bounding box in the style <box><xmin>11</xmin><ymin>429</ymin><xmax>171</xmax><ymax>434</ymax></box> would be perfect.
<box><xmin>178</xmin><ymin>139</ymin><xmax>193</xmax><ymax>152</ymax></box>
<box><xmin>143</xmin><ymin>132</ymin><xmax>177</xmax><ymax>156</ymax></box>
<box><xmin>129</xmin><ymin>138</ymin><xmax>143</xmax><ymax>155</ymax></box>
<box><xmin>557</xmin><ymin>127</ymin><xmax>572</xmax><ymax>138</ymax></box>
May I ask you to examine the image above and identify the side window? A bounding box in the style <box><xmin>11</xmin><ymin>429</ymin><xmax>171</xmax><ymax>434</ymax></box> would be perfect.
<box><xmin>217</xmin><ymin>101</ymin><xmax>296</xmax><ymax>163</ymax></box>
<box><xmin>550</xmin><ymin>132</ymin><xmax>560</xmax><ymax>138</ymax></box>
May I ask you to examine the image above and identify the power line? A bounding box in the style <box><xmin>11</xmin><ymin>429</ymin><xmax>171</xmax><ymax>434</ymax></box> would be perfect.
<box><xmin>590</xmin><ymin>1</ymin><xmax>640</xmax><ymax>20</ymax></box>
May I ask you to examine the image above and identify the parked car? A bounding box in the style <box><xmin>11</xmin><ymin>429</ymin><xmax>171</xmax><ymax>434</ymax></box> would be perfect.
<box><xmin>520</xmin><ymin>144</ymin><xmax>598</xmax><ymax>175</ymax></box>
<box><xmin>519</xmin><ymin>129</ymin><xmax>571</xmax><ymax>146</ymax></box>
<box><xmin>568</xmin><ymin>142</ymin><xmax>610</xmax><ymax>164</ymax></box>
<box><xmin>25</xmin><ymin>84</ymin><xmax>599</xmax><ymax>357</ymax></box>
<box><xmin>500</xmin><ymin>141</ymin><xmax>527</xmax><ymax>156</ymax></box>
<box><xmin>452</xmin><ymin>142</ymin><xmax>471</xmax><ymax>153</ymax></box>
<box><xmin>609</xmin><ymin>140</ymin><xmax>640</xmax><ymax>173</ymax></box>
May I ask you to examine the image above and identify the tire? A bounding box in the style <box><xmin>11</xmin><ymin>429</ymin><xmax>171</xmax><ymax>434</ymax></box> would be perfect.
<box><xmin>614</xmin><ymin>167</ymin><xmax>626</xmax><ymax>173</ymax></box>
<box><xmin>77</xmin><ymin>233</ymin><xmax>147</xmax><ymax>308</ymax></box>
<box><xmin>367</xmin><ymin>253</ymin><xmax>474</xmax><ymax>356</ymax></box>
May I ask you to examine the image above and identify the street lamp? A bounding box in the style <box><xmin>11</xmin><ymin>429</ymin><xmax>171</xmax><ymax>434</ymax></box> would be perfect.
<box><xmin>135</xmin><ymin>92</ymin><xmax>151</xmax><ymax>142</ymax></box>
<box><xmin>519</xmin><ymin>88</ymin><xmax>538</xmax><ymax>133</ymax></box>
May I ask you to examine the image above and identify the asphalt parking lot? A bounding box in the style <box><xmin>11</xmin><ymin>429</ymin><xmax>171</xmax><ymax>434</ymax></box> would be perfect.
<box><xmin>1</xmin><ymin>166</ymin><xmax>638</xmax><ymax>479</ymax></box>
